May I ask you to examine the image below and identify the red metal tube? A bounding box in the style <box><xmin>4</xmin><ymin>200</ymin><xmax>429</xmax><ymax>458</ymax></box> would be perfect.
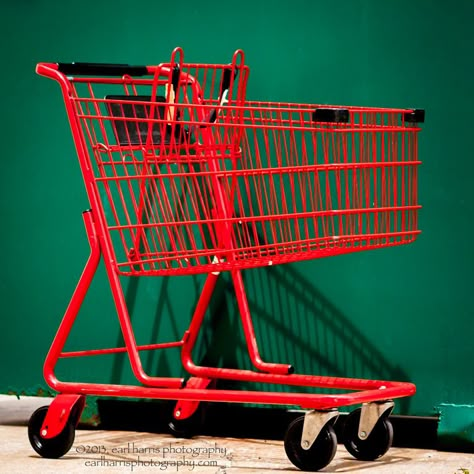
<box><xmin>46</xmin><ymin>375</ymin><xmax>415</xmax><ymax>411</ymax></box>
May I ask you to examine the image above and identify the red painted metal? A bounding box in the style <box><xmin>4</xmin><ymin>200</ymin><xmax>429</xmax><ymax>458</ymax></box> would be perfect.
<box><xmin>59</xmin><ymin>340</ymin><xmax>183</xmax><ymax>358</ymax></box>
<box><xmin>35</xmin><ymin>47</ymin><xmax>422</xmax><ymax>433</ymax></box>
<box><xmin>44</xmin><ymin>373</ymin><xmax>416</xmax><ymax>411</ymax></box>
<box><xmin>42</xmin><ymin>210</ymin><xmax>184</xmax><ymax>391</ymax></box>
<box><xmin>40</xmin><ymin>394</ymin><xmax>85</xmax><ymax>439</ymax></box>
<box><xmin>173</xmin><ymin>377</ymin><xmax>213</xmax><ymax>420</ymax></box>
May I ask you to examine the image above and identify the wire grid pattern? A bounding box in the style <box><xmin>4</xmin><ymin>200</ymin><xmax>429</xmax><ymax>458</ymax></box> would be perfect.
<box><xmin>70</xmin><ymin>75</ymin><xmax>420</xmax><ymax>276</ymax></box>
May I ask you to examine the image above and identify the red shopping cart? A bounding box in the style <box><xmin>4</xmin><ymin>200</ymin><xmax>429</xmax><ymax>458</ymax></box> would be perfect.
<box><xmin>29</xmin><ymin>47</ymin><xmax>424</xmax><ymax>471</ymax></box>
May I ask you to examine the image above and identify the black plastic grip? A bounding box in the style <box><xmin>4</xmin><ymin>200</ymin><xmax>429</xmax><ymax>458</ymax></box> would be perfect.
<box><xmin>57</xmin><ymin>62</ymin><xmax>149</xmax><ymax>76</ymax></box>
<box><xmin>403</xmin><ymin>109</ymin><xmax>425</xmax><ymax>123</ymax></box>
<box><xmin>313</xmin><ymin>108</ymin><xmax>350</xmax><ymax>123</ymax></box>
<box><xmin>221</xmin><ymin>68</ymin><xmax>237</xmax><ymax>95</ymax></box>
<box><xmin>171</xmin><ymin>65</ymin><xmax>181</xmax><ymax>92</ymax></box>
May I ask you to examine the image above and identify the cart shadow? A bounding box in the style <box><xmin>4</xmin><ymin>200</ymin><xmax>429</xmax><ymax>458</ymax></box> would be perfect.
<box><xmin>194</xmin><ymin>263</ymin><xmax>411</xmax><ymax>413</ymax></box>
<box><xmin>110</xmin><ymin>274</ymin><xmax>183</xmax><ymax>383</ymax></box>
<box><xmin>326</xmin><ymin>453</ymin><xmax>413</xmax><ymax>472</ymax></box>
<box><xmin>112</xmin><ymin>257</ymin><xmax>410</xmax><ymax>412</ymax></box>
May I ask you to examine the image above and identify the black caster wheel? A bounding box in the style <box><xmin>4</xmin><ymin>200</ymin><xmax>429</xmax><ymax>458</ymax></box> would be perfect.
<box><xmin>168</xmin><ymin>404</ymin><xmax>206</xmax><ymax>439</ymax></box>
<box><xmin>284</xmin><ymin>416</ymin><xmax>337</xmax><ymax>472</ymax></box>
<box><xmin>28</xmin><ymin>406</ymin><xmax>75</xmax><ymax>459</ymax></box>
<box><xmin>343</xmin><ymin>408</ymin><xmax>393</xmax><ymax>461</ymax></box>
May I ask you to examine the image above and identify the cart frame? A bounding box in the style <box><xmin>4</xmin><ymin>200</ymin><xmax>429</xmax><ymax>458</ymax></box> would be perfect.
<box><xmin>30</xmin><ymin>48</ymin><xmax>423</xmax><ymax>470</ymax></box>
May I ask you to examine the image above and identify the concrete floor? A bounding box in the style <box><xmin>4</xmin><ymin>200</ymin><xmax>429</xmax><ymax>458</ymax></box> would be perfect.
<box><xmin>1</xmin><ymin>395</ymin><xmax>473</xmax><ymax>473</ymax></box>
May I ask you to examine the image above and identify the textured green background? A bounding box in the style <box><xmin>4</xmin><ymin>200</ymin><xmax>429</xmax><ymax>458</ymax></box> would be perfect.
<box><xmin>1</xmin><ymin>0</ymin><xmax>473</xmax><ymax>418</ymax></box>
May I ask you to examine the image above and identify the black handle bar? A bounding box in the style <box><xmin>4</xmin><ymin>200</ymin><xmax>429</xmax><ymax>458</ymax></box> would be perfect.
<box><xmin>57</xmin><ymin>62</ymin><xmax>149</xmax><ymax>76</ymax></box>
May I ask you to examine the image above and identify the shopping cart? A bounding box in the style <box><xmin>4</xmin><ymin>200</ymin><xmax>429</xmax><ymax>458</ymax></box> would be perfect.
<box><xmin>29</xmin><ymin>47</ymin><xmax>424</xmax><ymax>471</ymax></box>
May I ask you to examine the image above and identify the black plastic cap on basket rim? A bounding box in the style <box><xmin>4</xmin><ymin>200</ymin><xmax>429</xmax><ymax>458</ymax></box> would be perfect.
<box><xmin>313</xmin><ymin>108</ymin><xmax>350</xmax><ymax>123</ymax></box>
<box><xmin>403</xmin><ymin>108</ymin><xmax>425</xmax><ymax>123</ymax></box>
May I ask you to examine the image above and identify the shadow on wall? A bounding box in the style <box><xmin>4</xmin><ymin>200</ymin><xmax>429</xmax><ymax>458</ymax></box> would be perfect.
<box><xmin>109</xmin><ymin>274</ymin><xmax>183</xmax><ymax>384</ymax></box>
<box><xmin>202</xmin><ymin>263</ymin><xmax>411</xmax><ymax>413</ymax></box>
<box><xmin>113</xmin><ymin>259</ymin><xmax>411</xmax><ymax>413</ymax></box>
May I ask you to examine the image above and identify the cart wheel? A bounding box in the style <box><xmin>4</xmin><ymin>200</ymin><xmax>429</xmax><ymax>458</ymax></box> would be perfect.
<box><xmin>168</xmin><ymin>404</ymin><xmax>206</xmax><ymax>439</ymax></box>
<box><xmin>28</xmin><ymin>406</ymin><xmax>75</xmax><ymax>459</ymax></box>
<box><xmin>284</xmin><ymin>416</ymin><xmax>337</xmax><ymax>472</ymax></box>
<box><xmin>343</xmin><ymin>408</ymin><xmax>393</xmax><ymax>461</ymax></box>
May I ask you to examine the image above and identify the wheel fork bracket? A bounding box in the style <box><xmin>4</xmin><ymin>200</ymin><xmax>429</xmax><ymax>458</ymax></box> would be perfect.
<box><xmin>301</xmin><ymin>409</ymin><xmax>339</xmax><ymax>450</ymax></box>
<box><xmin>173</xmin><ymin>377</ymin><xmax>213</xmax><ymax>420</ymax></box>
<box><xmin>358</xmin><ymin>401</ymin><xmax>394</xmax><ymax>440</ymax></box>
<box><xmin>40</xmin><ymin>394</ymin><xmax>86</xmax><ymax>439</ymax></box>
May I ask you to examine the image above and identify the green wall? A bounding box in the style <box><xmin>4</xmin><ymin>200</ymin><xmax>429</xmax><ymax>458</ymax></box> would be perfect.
<box><xmin>1</xmin><ymin>0</ymin><xmax>473</xmax><ymax>418</ymax></box>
